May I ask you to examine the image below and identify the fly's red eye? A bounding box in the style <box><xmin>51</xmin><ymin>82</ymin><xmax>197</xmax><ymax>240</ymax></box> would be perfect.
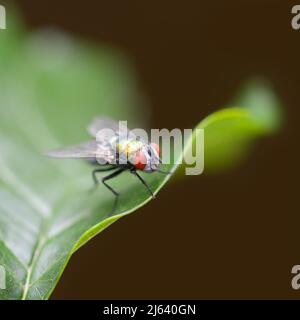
<box><xmin>134</xmin><ymin>150</ymin><xmax>147</xmax><ymax>170</ymax></box>
<box><xmin>151</xmin><ymin>143</ymin><xmax>160</xmax><ymax>156</ymax></box>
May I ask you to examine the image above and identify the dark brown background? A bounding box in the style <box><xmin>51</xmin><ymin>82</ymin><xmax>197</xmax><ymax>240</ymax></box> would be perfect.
<box><xmin>14</xmin><ymin>0</ymin><xmax>299</xmax><ymax>299</ymax></box>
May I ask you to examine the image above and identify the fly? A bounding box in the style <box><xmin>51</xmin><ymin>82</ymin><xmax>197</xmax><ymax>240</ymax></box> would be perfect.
<box><xmin>46</xmin><ymin>117</ymin><xmax>170</xmax><ymax>216</ymax></box>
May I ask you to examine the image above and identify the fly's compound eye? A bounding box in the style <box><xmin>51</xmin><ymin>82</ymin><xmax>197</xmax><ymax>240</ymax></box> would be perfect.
<box><xmin>150</xmin><ymin>143</ymin><xmax>160</xmax><ymax>156</ymax></box>
<box><xmin>134</xmin><ymin>150</ymin><xmax>147</xmax><ymax>170</ymax></box>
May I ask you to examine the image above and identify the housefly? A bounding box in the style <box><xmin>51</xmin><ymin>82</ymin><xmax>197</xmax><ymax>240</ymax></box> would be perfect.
<box><xmin>46</xmin><ymin>117</ymin><xmax>170</xmax><ymax>215</ymax></box>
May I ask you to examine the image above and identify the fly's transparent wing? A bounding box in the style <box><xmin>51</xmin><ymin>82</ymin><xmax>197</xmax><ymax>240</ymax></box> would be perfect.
<box><xmin>46</xmin><ymin>141</ymin><xmax>98</xmax><ymax>159</ymax></box>
<box><xmin>87</xmin><ymin>117</ymin><xmax>138</xmax><ymax>141</ymax></box>
<box><xmin>46</xmin><ymin>140</ymin><xmax>115</xmax><ymax>164</ymax></box>
<box><xmin>88</xmin><ymin>117</ymin><xmax>125</xmax><ymax>137</ymax></box>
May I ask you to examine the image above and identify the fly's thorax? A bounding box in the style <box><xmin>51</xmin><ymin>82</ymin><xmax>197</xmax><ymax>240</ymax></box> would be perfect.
<box><xmin>116</xmin><ymin>139</ymin><xmax>145</xmax><ymax>166</ymax></box>
<box><xmin>115</xmin><ymin>139</ymin><xmax>160</xmax><ymax>171</ymax></box>
<box><xmin>117</xmin><ymin>139</ymin><xmax>144</xmax><ymax>155</ymax></box>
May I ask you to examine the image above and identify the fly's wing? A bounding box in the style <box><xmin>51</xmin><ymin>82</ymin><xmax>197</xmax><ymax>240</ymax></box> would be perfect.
<box><xmin>87</xmin><ymin>117</ymin><xmax>138</xmax><ymax>141</ymax></box>
<box><xmin>46</xmin><ymin>141</ymin><xmax>98</xmax><ymax>160</ymax></box>
<box><xmin>46</xmin><ymin>140</ymin><xmax>115</xmax><ymax>164</ymax></box>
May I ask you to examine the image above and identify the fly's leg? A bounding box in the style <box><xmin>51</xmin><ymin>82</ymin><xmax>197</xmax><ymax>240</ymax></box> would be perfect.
<box><xmin>131</xmin><ymin>169</ymin><xmax>155</xmax><ymax>199</ymax></box>
<box><xmin>101</xmin><ymin>168</ymin><xmax>125</xmax><ymax>216</ymax></box>
<box><xmin>91</xmin><ymin>166</ymin><xmax>116</xmax><ymax>191</ymax></box>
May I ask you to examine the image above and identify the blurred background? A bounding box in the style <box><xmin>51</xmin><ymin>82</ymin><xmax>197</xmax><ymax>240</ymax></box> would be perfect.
<box><xmin>6</xmin><ymin>0</ymin><xmax>298</xmax><ymax>299</ymax></box>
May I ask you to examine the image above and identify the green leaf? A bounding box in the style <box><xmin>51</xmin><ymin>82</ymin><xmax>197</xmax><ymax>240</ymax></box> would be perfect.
<box><xmin>0</xmin><ymin>12</ymin><xmax>282</xmax><ymax>299</ymax></box>
<box><xmin>183</xmin><ymin>80</ymin><xmax>282</xmax><ymax>173</ymax></box>
<box><xmin>0</xmin><ymin>18</ymin><xmax>157</xmax><ymax>300</ymax></box>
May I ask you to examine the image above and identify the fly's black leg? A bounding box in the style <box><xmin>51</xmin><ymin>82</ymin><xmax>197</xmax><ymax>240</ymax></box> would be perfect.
<box><xmin>102</xmin><ymin>168</ymin><xmax>125</xmax><ymax>216</ymax></box>
<box><xmin>131</xmin><ymin>169</ymin><xmax>155</xmax><ymax>199</ymax></box>
<box><xmin>92</xmin><ymin>166</ymin><xmax>116</xmax><ymax>187</ymax></box>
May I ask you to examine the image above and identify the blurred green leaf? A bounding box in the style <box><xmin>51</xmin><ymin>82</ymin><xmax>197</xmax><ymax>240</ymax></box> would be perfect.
<box><xmin>232</xmin><ymin>79</ymin><xmax>282</xmax><ymax>133</ymax></box>
<box><xmin>183</xmin><ymin>80</ymin><xmax>282</xmax><ymax>173</ymax></box>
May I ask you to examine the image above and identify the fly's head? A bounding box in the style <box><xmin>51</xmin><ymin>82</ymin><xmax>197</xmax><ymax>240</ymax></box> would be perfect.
<box><xmin>133</xmin><ymin>143</ymin><xmax>160</xmax><ymax>172</ymax></box>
